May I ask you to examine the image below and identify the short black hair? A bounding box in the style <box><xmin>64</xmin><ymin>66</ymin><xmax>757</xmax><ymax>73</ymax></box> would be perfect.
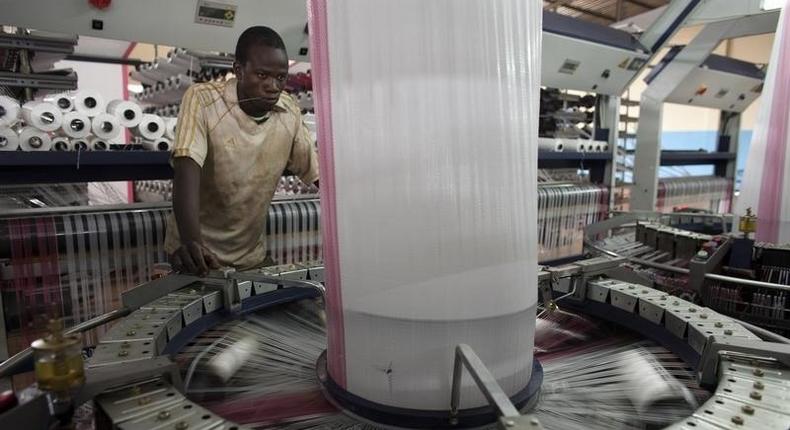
<box><xmin>235</xmin><ymin>26</ymin><xmax>287</xmax><ymax>64</ymax></box>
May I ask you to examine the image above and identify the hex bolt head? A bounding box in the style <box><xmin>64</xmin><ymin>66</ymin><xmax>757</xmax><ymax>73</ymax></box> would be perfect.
<box><xmin>714</xmin><ymin>322</ymin><xmax>724</xmax><ymax>328</ymax></box>
<box><xmin>731</xmin><ymin>415</ymin><xmax>744</xmax><ymax>425</ymax></box>
<box><xmin>750</xmin><ymin>391</ymin><xmax>762</xmax><ymax>400</ymax></box>
<box><xmin>753</xmin><ymin>381</ymin><xmax>765</xmax><ymax>390</ymax></box>
<box><xmin>741</xmin><ymin>405</ymin><xmax>754</xmax><ymax>415</ymax></box>
<box><xmin>753</xmin><ymin>368</ymin><xmax>765</xmax><ymax>377</ymax></box>
<box><xmin>157</xmin><ymin>410</ymin><xmax>171</xmax><ymax>420</ymax></box>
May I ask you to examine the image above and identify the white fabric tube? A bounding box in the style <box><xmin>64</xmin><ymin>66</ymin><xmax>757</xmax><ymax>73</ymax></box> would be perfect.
<box><xmin>91</xmin><ymin>113</ymin><xmax>121</xmax><ymax>140</ymax></box>
<box><xmin>0</xmin><ymin>95</ymin><xmax>21</xmax><ymax>127</ymax></box>
<box><xmin>0</xmin><ymin>127</ymin><xmax>19</xmax><ymax>151</ymax></box>
<box><xmin>88</xmin><ymin>136</ymin><xmax>109</xmax><ymax>151</ymax></box>
<box><xmin>51</xmin><ymin>136</ymin><xmax>72</xmax><ymax>152</ymax></box>
<box><xmin>22</xmin><ymin>101</ymin><xmax>63</xmax><ymax>132</ymax></box>
<box><xmin>44</xmin><ymin>93</ymin><xmax>74</xmax><ymax>113</ymax></box>
<box><xmin>71</xmin><ymin>89</ymin><xmax>106</xmax><ymax>117</ymax></box>
<box><xmin>72</xmin><ymin>138</ymin><xmax>88</xmax><ymax>152</ymax></box>
<box><xmin>735</xmin><ymin>6</ymin><xmax>790</xmax><ymax>243</ymax></box>
<box><xmin>310</xmin><ymin>0</ymin><xmax>540</xmax><ymax>411</ymax></box>
<box><xmin>142</xmin><ymin>137</ymin><xmax>172</xmax><ymax>151</ymax></box>
<box><xmin>60</xmin><ymin>111</ymin><xmax>91</xmax><ymax>138</ymax></box>
<box><xmin>132</xmin><ymin>114</ymin><xmax>165</xmax><ymax>140</ymax></box>
<box><xmin>164</xmin><ymin>117</ymin><xmax>178</xmax><ymax>140</ymax></box>
<box><xmin>107</xmin><ymin>99</ymin><xmax>143</xmax><ymax>128</ymax></box>
<box><xmin>18</xmin><ymin>126</ymin><xmax>53</xmax><ymax>151</ymax></box>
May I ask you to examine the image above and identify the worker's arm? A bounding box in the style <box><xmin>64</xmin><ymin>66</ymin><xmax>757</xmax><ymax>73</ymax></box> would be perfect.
<box><xmin>286</xmin><ymin>112</ymin><xmax>320</xmax><ymax>186</ymax></box>
<box><xmin>171</xmin><ymin>157</ymin><xmax>219</xmax><ymax>275</ymax></box>
<box><xmin>168</xmin><ymin>85</ymin><xmax>219</xmax><ymax>275</ymax></box>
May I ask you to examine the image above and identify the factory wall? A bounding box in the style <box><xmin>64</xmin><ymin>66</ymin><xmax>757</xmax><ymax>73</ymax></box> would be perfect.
<box><xmin>626</xmin><ymin>28</ymin><xmax>775</xmax><ymax>185</ymax></box>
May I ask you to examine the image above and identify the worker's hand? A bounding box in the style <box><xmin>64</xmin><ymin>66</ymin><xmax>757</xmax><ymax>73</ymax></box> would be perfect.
<box><xmin>169</xmin><ymin>241</ymin><xmax>220</xmax><ymax>276</ymax></box>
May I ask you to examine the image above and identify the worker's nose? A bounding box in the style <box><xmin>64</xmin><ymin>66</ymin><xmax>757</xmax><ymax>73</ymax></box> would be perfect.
<box><xmin>262</xmin><ymin>76</ymin><xmax>280</xmax><ymax>93</ymax></box>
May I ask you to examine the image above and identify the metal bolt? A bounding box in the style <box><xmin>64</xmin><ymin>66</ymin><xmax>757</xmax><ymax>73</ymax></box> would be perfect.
<box><xmin>750</xmin><ymin>391</ymin><xmax>762</xmax><ymax>400</ymax></box>
<box><xmin>118</xmin><ymin>350</ymin><xmax>129</xmax><ymax>357</ymax></box>
<box><xmin>628</xmin><ymin>285</ymin><xmax>635</xmax><ymax>290</ymax></box>
<box><xmin>700</xmin><ymin>313</ymin><xmax>708</xmax><ymax>319</ymax></box>
<box><xmin>660</xmin><ymin>296</ymin><xmax>667</xmax><ymax>301</ymax></box>
<box><xmin>753</xmin><ymin>381</ymin><xmax>764</xmax><ymax>390</ymax></box>
<box><xmin>714</xmin><ymin>322</ymin><xmax>723</xmax><ymax>328</ymax></box>
<box><xmin>753</xmin><ymin>368</ymin><xmax>764</xmax><ymax>377</ymax></box>
<box><xmin>641</xmin><ymin>290</ymin><xmax>648</xmax><ymax>294</ymax></box>
<box><xmin>530</xmin><ymin>418</ymin><xmax>540</xmax><ymax>426</ymax></box>
<box><xmin>673</xmin><ymin>301</ymin><xmax>680</xmax><ymax>305</ymax></box>
<box><xmin>731</xmin><ymin>415</ymin><xmax>744</xmax><ymax>425</ymax></box>
<box><xmin>688</xmin><ymin>307</ymin><xmax>697</xmax><ymax>312</ymax></box>
<box><xmin>175</xmin><ymin>422</ymin><xmax>189</xmax><ymax>430</ymax></box>
<box><xmin>724</xmin><ymin>329</ymin><xmax>733</xmax><ymax>335</ymax></box>
<box><xmin>126</xmin><ymin>330</ymin><xmax>137</xmax><ymax>336</ymax></box>
<box><xmin>504</xmin><ymin>420</ymin><xmax>516</xmax><ymax>427</ymax></box>
<box><xmin>157</xmin><ymin>410</ymin><xmax>171</xmax><ymax>420</ymax></box>
<box><xmin>741</xmin><ymin>405</ymin><xmax>754</xmax><ymax>415</ymax></box>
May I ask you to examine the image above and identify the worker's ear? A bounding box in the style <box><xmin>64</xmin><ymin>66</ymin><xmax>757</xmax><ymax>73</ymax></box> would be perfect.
<box><xmin>232</xmin><ymin>61</ymin><xmax>243</xmax><ymax>80</ymax></box>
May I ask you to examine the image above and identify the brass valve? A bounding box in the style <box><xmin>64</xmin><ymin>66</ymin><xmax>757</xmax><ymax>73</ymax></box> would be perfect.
<box><xmin>30</xmin><ymin>319</ymin><xmax>85</xmax><ymax>400</ymax></box>
<box><xmin>739</xmin><ymin>207</ymin><xmax>757</xmax><ymax>234</ymax></box>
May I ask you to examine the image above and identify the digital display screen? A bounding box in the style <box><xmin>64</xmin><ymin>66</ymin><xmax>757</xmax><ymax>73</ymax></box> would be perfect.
<box><xmin>199</xmin><ymin>6</ymin><xmax>231</xmax><ymax>20</ymax></box>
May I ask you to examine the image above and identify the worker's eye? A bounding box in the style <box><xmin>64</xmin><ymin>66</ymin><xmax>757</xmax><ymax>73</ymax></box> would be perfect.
<box><xmin>257</xmin><ymin>72</ymin><xmax>268</xmax><ymax>79</ymax></box>
<box><xmin>277</xmin><ymin>75</ymin><xmax>287</xmax><ymax>82</ymax></box>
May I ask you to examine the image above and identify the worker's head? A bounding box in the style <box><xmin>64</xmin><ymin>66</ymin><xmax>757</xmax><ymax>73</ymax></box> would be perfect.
<box><xmin>233</xmin><ymin>26</ymin><xmax>289</xmax><ymax>115</ymax></box>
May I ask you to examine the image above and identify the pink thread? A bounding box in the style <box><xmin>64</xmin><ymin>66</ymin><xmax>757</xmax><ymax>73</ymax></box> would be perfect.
<box><xmin>757</xmin><ymin>10</ymin><xmax>790</xmax><ymax>242</ymax></box>
<box><xmin>308</xmin><ymin>0</ymin><xmax>346</xmax><ymax>387</ymax></box>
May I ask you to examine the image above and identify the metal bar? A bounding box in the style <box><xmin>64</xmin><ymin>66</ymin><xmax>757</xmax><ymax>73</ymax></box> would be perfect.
<box><xmin>220</xmin><ymin>271</ymin><xmax>326</xmax><ymax>297</ymax></box>
<box><xmin>584</xmin><ymin>238</ymin><xmax>690</xmax><ymax>274</ymax></box>
<box><xmin>738</xmin><ymin>320</ymin><xmax>790</xmax><ymax>345</ymax></box>
<box><xmin>450</xmin><ymin>344</ymin><xmax>520</xmax><ymax>422</ymax></box>
<box><xmin>705</xmin><ymin>273</ymin><xmax>790</xmax><ymax>293</ymax></box>
<box><xmin>0</xmin><ymin>308</ymin><xmax>131</xmax><ymax>378</ymax></box>
<box><xmin>0</xmin><ymin>71</ymin><xmax>77</xmax><ymax>91</ymax></box>
<box><xmin>65</xmin><ymin>54</ymin><xmax>145</xmax><ymax>67</ymax></box>
<box><xmin>0</xmin><ymin>32</ymin><xmax>76</xmax><ymax>54</ymax></box>
<box><xmin>0</xmin><ymin>289</ymin><xmax>9</xmax><ymax>391</ymax></box>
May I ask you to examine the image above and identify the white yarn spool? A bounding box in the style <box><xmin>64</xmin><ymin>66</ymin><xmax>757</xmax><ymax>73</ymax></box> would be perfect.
<box><xmin>538</xmin><ymin>137</ymin><xmax>564</xmax><ymax>152</ymax></box>
<box><xmin>88</xmin><ymin>136</ymin><xmax>109</xmax><ymax>151</ymax></box>
<box><xmin>60</xmin><ymin>111</ymin><xmax>91</xmax><ymax>138</ymax></box>
<box><xmin>22</xmin><ymin>101</ymin><xmax>63</xmax><ymax>132</ymax></box>
<box><xmin>142</xmin><ymin>137</ymin><xmax>172</xmax><ymax>151</ymax></box>
<box><xmin>18</xmin><ymin>126</ymin><xmax>53</xmax><ymax>151</ymax></box>
<box><xmin>164</xmin><ymin>117</ymin><xmax>178</xmax><ymax>140</ymax></box>
<box><xmin>107</xmin><ymin>99</ymin><xmax>143</xmax><ymax>128</ymax></box>
<box><xmin>91</xmin><ymin>113</ymin><xmax>121</xmax><ymax>140</ymax></box>
<box><xmin>44</xmin><ymin>93</ymin><xmax>74</xmax><ymax>113</ymax></box>
<box><xmin>0</xmin><ymin>95</ymin><xmax>21</xmax><ymax>127</ymax></box>
<box><xmin>72</xmin><ymin>138</ymin><xmax>89</xmax><ymax>152</ymax></box>
<box><xmin>52</xmin><ymin>136</ymin><xmax>72</xmax><ymax>152</ymax></box>
<box><xmin>71</xmin><ymin>89</ymin><xmax>106</xmax><ymax>117</ymax></box>
<box><xmin>0</xmin><ymin>127</ymin><xmax>20</xmax><ymax>151</ymax></box>
<box><xmin>132</xmin><ymin>114</ymin><xmax>165</xmax><ymax>140</ymax></box>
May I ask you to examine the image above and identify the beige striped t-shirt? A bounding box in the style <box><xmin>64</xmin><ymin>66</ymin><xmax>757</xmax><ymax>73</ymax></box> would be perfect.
<box><xmin>164</xmin><ymin>78</ymin><xmax>319</xmax><ymax>270</ymax></box>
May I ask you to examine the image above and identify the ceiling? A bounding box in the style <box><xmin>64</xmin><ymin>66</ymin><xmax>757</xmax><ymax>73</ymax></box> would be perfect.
<box><xmin>543</xmin><ymin>0</ymin><xmax>670</xmax><ymax>26</ymax></box>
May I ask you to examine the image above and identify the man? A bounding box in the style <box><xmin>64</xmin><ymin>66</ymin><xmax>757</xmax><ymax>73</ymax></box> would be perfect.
<box><xmin>165</xmin><ymin>26</ymin><xmax>319</xmax><ymax>275</ymax></box>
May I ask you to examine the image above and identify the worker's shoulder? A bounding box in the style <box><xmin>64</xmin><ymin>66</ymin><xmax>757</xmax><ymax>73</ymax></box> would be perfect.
<box><xmin>184</xmin><ymin>81</ymin><xmax>228</xmax><ymax>106</ymax></box>
<box><xmin>276</xmin><ymin>92</ymin><xmax>303</xmax><ymax>117</ymax></box>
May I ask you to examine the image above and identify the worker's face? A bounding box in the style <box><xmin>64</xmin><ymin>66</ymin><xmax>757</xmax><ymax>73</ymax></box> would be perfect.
<box><xmin>234</xmin><ymin>45</ymin><xmax>289</xmax><ymax>115</ymax></box>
